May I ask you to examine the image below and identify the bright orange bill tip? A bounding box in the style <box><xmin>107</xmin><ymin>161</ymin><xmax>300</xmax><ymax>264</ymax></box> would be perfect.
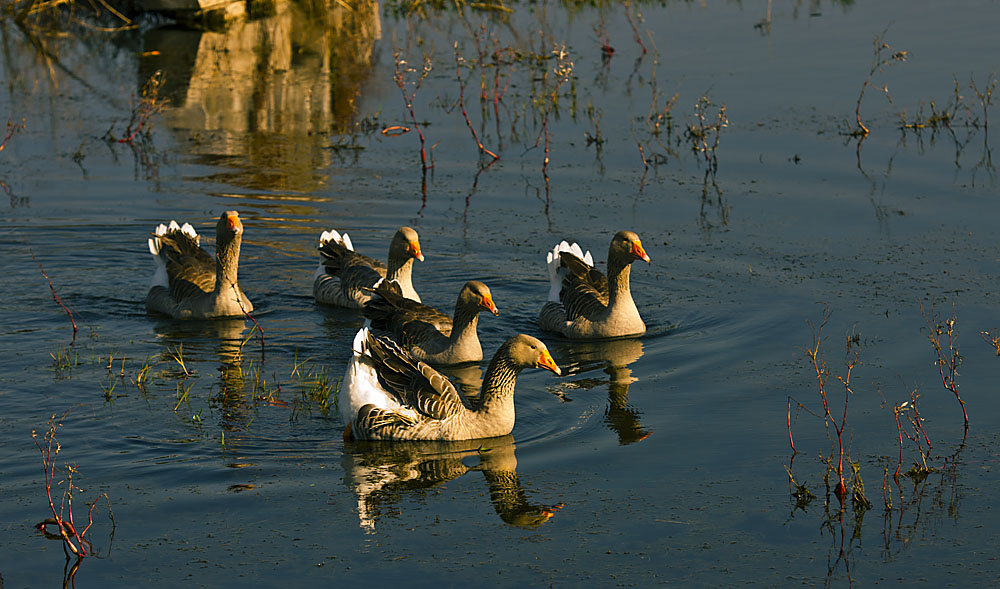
<box><xmin>226</xmin><ymin>214</ymin><xmax>242</xmax><ymax>231</ymax></box>
<box><xmin>482</xmin><ymin>294</ymin><xmax>499</xmax><ymax>315</ymax></box>
<box><xmin>539</xmin><ymin>350</ymin><xmax>561</xmax><ymax>376</ymax></box>
<box><xmin>632</xmin><ymin>240</ymin><xmax>650</xmax><ymax>263</ymax></box>
<box><xmin>409</xmin><ymin>241</ymin><xmax>424</xmax><ymax>261</ymax></box>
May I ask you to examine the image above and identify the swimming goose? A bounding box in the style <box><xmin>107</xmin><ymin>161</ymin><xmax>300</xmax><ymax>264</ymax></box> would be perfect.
<box><xmin>364</xmin><ymin>280</ymin><xmax>499</xmax><ymax>365</ymax></box>
<box><xmin>342</xmin><ymin>328</ymin><xmax>561</xmax><ymax>441</ymax></box>
<box><xmin>538</xmin><ymin>230</ymin><xmax>650</xmax><ymax>339</ymax></box>
<box><xmin>313</xmin><ymin>226</ymin><xmax>423</xmax><ymax>309</ymax></box>
<box><xmin>146</xmin><ymin>211</ymin><xmax>253</xmax><ymax>319</ymax></box>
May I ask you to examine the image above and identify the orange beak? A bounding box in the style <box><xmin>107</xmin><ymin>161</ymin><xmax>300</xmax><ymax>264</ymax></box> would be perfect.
<box><xmin>226</xmin><ymin>213</ymin><xmax>242</xmax><ymax>231</ymax></box>
<box><xmin>537</xmin><ymin>349</ymin><xmax>561</xmax><ymax>376</ymax></box>
<box><xmin>409</xmin><ymin>240</ymin><xmax>424</xmax><ymax>262</ymax></box>
<box><xmin>481</xmin><ymin>293</ymin><xmax>499</xmax><ymax>316</ymax></box>
<box><xmin>631</xmin><ymin>239</ymin><xmax>650</xmax><ymax>263</ymax></box>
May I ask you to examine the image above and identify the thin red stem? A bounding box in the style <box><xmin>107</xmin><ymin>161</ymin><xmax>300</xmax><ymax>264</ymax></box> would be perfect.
<box><xmin>787</xmin><ymin>397</ymin><xmax>796</xmax><ymax>453</ymax></box>
<box><xmin>30</xmin><ymin>247</ymin><xmax>77</xmax><ymax>341</ymax></box>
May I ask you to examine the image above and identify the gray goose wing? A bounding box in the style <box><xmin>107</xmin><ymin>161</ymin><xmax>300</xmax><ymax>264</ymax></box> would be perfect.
<box><xmin>157</xmin><ymin>230</ymin><xmax>217</xmax><ymax>302</ymax></box>
<box><xmin>319</xmin><ymin>240</ymin><xmax>387</xmax><ymax>287</ymax></box>
<box><xmin>558</xmin><ymin>251</ymin><xmax>610</xmax><ymax>321</ymax></box>
<box><xmin>365</xmin><ymin>332</ymin><xmax>467</xmax><ymax>421</ymax></box>
<box><xmin>365</xmin><ymin>283</ymin><xmax>453</xmax><ymax>342</ymax></box>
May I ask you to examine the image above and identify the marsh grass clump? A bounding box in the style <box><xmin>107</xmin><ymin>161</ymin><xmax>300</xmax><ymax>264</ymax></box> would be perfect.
<box><xmin>296</xmin><ymin>367</ymin><xmax>339</xmax><ymax>417</ymax></box>
<box><xmin>164</xmin><ymin>343</ymin><xmax>194</xmax><ymax>378</ymax></box>
<box><xmin>50</xmin><ymin>346</ymin><xmax>79</xmax><ymax>376</ymax></box>
<box><xmin>287</xmin><ymin>354</ymin><xmax>340</xmax><ymax>417</ymax></box>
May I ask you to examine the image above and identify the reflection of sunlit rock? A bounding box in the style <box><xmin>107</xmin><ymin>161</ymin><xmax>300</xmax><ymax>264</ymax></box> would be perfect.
<box><xmin>139</xmin><ymin>0</ymin><xmax>381</xmax><ymax>192</ymax></box>
<box><xmin>142</xmin><ymin>0</ymin><xmax>245</xmax><ymax>20</ymax></box>
<box><xmin>342</xmin><ymin>435</ymin><xmax>561</xmax><ymax>532</ymax></box>
<box><xmin>549</xmin><ymin>337</ymin><xmax>651</xmax><ymax>445</ymax></box>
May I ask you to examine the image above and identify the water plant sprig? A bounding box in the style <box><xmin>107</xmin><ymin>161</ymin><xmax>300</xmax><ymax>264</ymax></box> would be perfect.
<box><xmin>851</xmin><ymin>28</ymin><xmax>908</xmax><ymax>140</ymax></box>
<box><xmin>921</xmin><ymin>303</ymin><xmax>967</xmax><ymax>435</ymax></box>
<box><xmin>32</xmin><ymin>412</ymin><xmax>115</xmax><ymax>559</ymax></box>
<box><xmin>804</xmin><ymin>304</ymin><xmax>860</xmax><ymax>501</ymax></box>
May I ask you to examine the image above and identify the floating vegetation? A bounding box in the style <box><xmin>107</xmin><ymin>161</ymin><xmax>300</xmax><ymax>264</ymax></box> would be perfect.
<box><xmin>49</xmin><ymin>346</ymin><xmax>79</xmax><ymax>375</ymax></box>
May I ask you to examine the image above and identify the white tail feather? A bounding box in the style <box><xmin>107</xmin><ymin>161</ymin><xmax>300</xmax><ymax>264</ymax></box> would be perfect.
<box><xmin>545</xmin><ymin>240</ymin><xmax>594</xmax><ymax>302</ymax></box>
<box><xmin>318</xmin><ymin>228</ymin><xmax>355</xmax><ymax>251</ymax></box>
<box><xmin>352</xmin><ymin>326</ymin><xmax>370</xmax><ymax>355</ymax></box>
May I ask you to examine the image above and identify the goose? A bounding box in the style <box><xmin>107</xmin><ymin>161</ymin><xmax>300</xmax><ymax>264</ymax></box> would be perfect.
<box><xmin>363</xmin><ymin>280</ymin><xmax>499</xmax><ymax>365</ymax></box>
<box><xmin>146</xmin><ymin>211</ymin><xmax>253</xmax><ymax>319</ymax></box>
<box><xmin>538</xmin><ymin>230</ymin><xmax>650</xmax><ymax>339</ymax></box>
<box><xmin>313</xmin><ymin>226</ymin><xmax>423</xmax><ymax>309</ymax></box>
<box><xmin>342</xmin><ymin>328</ymin><xmax>561</xmax><ymax>441</ymax></box>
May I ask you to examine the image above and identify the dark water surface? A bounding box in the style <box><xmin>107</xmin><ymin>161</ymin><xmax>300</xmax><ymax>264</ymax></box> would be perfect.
<box><xmin>2</xmin><ymin>0</ymin><xmax>999</xmax><ymax>585</ymax></box>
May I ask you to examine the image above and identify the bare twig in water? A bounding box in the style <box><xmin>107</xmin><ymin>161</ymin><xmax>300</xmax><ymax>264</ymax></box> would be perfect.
<box><xmin>535</xmin><ymin>45</ymin><xmax>574</xmax><ymax>176</ymax></box>
<box><xmin>29</xmin><ymin>246</ymin><xmax>77</xmax><ymax>342</ymax></box>
<box><xmin>392</xmin><ymin>49</ymin><xmax>434</xmax><ymax>171</ymax></box>
<box><xmin>622</xmin><ymin>1</ymin><xmax>647</xmax><ymax>55</ymax></box>
<box><xmin>454</xmin><ymin>42</ymin><xmax>499</xmax><ymax>162</ymax></box>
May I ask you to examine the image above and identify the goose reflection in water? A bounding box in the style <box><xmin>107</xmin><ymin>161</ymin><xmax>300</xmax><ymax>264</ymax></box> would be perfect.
<box><xmin>152</xmin><ymin>317</ymin><xmax>261</xmax><ymax>428</ymax></box>
<box><xmin>548</xmin><ymin>337</ymin><xmax>650</xmax><ymax>445</ymax></box>
<box><xmin>342</xmin><ymin>435</ymin><xmax>563</xmax><ymax>531</ymax></box>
